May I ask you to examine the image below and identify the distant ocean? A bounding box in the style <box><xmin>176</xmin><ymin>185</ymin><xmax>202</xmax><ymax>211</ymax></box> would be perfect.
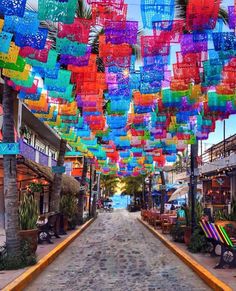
<box><xmin>111</xmin><ymin>195</ymin><xmax>131</xmax><ymax>209</ymax></box>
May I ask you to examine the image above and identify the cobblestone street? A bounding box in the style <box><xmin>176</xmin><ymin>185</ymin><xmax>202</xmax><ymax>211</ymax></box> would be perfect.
<box><xmin>27</xmin><ymin>210</ymin><xmax>210</xmax><ymax>291</ymax></box>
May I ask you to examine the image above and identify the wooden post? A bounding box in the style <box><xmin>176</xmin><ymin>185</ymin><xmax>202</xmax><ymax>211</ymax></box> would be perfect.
<box><xmin>50</xmin><ymin>139</ymin><xmax>67</xmax><ymax>213</ymax></box>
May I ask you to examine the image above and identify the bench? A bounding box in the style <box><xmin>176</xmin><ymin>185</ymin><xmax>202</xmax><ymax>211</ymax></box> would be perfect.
<box><xmin>37</xmin><ymin>213</ymin><xmax>61</xmax><ymax>244</ymax></box>
<box><xmin>200</xmin><ymin>219</ymin><xmax>236</xmax><ymax>268</ymax></box>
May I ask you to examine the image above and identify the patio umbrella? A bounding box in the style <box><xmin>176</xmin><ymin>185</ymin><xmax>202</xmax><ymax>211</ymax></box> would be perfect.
<box><xmin>168</xmin><ymin>184</ymin><xmax>203</xmax><ymax>202</ymax></box>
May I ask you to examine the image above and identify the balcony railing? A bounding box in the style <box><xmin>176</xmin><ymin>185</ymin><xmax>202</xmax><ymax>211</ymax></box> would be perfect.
<box><xmin>39</xmin><ymin>151</ymin><xmax>49</xmax><ymax>167</ymax></box>
<box><xmin>19</xmin><ymin>139</ymin><xmax>57</xmax><ymax>168</ymax></box>
<box><xmin>19</xmin><ymin>139</ymin><xmax>36</xmax><ymax>161</ymax></box>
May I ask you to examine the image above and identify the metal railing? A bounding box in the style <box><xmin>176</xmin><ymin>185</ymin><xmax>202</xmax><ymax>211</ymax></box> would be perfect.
<box><xmin>201</xmin><ymin>134</ymin><xmax>236</xmax><ymax>164</ymax></box>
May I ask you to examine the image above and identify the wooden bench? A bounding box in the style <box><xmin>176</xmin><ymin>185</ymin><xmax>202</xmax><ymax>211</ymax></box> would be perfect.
<box><xmin>37</xmin><ymin>213</ymin><xmax>61</xmax><ymax>244</ymax></box>
<box><xmin>200</xmin><ymin>219</ymin><xmax>236</xmax><ymax>268</ymax></box>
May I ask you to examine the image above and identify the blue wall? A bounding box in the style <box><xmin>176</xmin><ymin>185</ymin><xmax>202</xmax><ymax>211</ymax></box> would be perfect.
<box><xmin>111</xmin><ymin>195</ymin><xmax>131</xmax><ymax>209</ymax></box>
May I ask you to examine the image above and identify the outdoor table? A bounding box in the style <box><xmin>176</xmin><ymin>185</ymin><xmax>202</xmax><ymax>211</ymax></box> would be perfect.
<box><xmin>160</xmin><ymin>214</ymin><xmax>171</xmax><ymax>221</ymax></box>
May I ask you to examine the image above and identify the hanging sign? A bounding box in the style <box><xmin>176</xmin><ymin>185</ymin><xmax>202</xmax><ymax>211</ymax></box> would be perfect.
<box><xmin>52</xmin><ymin>166</ymin><xmax>66</xmax><ymax>173</ymax></box>
<box><xmin>212</xmin><ymin>176</ymin><xmax>229</xmax><ymax>188</ymax></box>
<box><xmin>0</xmin><ymin>143</ymin><xmax>19</xmax><ymax>155</ymax></box>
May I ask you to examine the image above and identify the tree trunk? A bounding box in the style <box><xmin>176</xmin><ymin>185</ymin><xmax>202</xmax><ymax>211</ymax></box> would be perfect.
<box><xmin>160</xmin><ymin>171</ymin><xmax>166</xmax><ymax>214</ymax></box>
<box><xmin>91</xmin><ymin>193</ymin><xmax>97</xmax><ymax>217</ymax></box>
<box><xmin>2</xmin><ymin>82</ymin><xmax>21</xmax><ymax>257</ymax></box>
<box><xmin>148</xmin><ymin>176</ymin><xmax>152</xmax><ymax>209</ymax></box>
<box><xmin>133</xmin><ymin>185</ymin><xmax>136</xmax><ymax>205</ymax></box>
<box><xmin>88</xmin><ymin>163</ymin><xmax>93</xmax><ymax>216</ymax></box>
<box><xmin>77</xmin><ymin>157</ymin><xmax>88</xmax><ymax>225</ymax></box>
<box><xmin>141</xmin><ymin>176</ymin><xmax>145</xmax><ymax>208</ymax></box>
<box><xmin>189</xmin><ymin>142</ymin><xmax>198</xmax><ymax>230</ymax></box>
<box><xmin>97</xmin><ymin>173</ymin><xmax>101</xmax><ymax>199</ymax></box>
<box><xmin>50</xmin><ymin>139</ymin><xmax>67</xmax><ymax>212</ymax></box>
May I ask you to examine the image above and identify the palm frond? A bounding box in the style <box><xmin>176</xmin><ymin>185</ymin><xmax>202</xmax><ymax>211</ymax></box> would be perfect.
<box><xmin>26</xmin><ymin>2</ymin><xmax>58</xmax><ymax>49</ymax></box>
<box><xmin>76</xmin><ymin>0</ymin><xmax>92</xmax><ymax>19</ymax></box>
<box><xmin>175</xmin><ymin>0</ymin><xmax>229</xmax><ymax>27</ymax></box>
<box><xmin>131</xmin><ymin>28</ymin><xmax>143</xmax><ymax>61</ymax></box>
<box><xmin>218</xmin><ymin>7</ymin><xmax>229</xmax><ymax>25</ymax></box>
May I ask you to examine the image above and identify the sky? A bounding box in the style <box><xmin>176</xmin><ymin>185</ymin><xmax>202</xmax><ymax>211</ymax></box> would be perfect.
<box><xmin>124</xmin><ymin>0</ymin><xmax>236</xmax><ymax>150</ymax></box>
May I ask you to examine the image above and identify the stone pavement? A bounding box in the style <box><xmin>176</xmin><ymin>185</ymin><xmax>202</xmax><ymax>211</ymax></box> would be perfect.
<box><xmin>0</xmin><ymin>227</ymin><xmax>84</xmax><ymax>290</ymax></box>
<box><xmin>26</xmin><ymin>210</ymin><xmax>210</xmax><ymax>291</ymax></box>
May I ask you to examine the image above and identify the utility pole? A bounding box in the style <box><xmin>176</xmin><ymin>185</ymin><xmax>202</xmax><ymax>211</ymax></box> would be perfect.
<box><xmin>223</xmin><ymin>120</ymin><xmax>226</xmax><ymax>157</ymax></box>
<box><xmin>142</xmin><ymin>175</ymin><xmax>145</xmax><ymax>208</ymax></box>
<box><xmin>148</xmin><ymin>175</ymin><xmax>152</xmax><ymax>209</ymax></box>
<box><xmin>89</xmin><ymin>162</ymin><xmax>93</xmax><ymax>217</ymax></box>
<box><xmin>189</xmin><ymin>143</ymin><xmax>198</xmax><ymax>231</ymax></box>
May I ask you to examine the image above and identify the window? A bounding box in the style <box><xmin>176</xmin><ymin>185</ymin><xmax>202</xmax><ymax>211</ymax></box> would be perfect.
<box><xmin>50</xmin><ymin>149</ymin><xmax>57</xmax><ymax>160</ymax></box>
<box><xmin>35</xmin><ymin>139</ymin><xmax>46</xmax><ymax>154</ymax></box>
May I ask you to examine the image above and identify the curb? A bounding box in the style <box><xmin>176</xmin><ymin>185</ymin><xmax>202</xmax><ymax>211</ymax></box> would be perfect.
<box><xmin>3</xmin><ymin>217</ymin><xmax>96</xmax><ymax>291</ymax></box>
<box><xmin>138</xmin><ymin>217</ymin><xmax>232</xmax><ymax>291</ymax></box>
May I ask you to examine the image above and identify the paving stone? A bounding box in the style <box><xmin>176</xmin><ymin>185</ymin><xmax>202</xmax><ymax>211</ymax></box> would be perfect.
<box><xmin>26</xmin><ymin>210</ymin><xmax>210</xmax><ymax>291</ymax></box>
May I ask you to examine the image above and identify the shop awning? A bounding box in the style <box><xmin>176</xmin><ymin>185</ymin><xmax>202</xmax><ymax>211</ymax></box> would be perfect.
<box><xmin>17</xmin><ymin>157</ymin><xmax>80</xmax><ymax>194</ymax></box>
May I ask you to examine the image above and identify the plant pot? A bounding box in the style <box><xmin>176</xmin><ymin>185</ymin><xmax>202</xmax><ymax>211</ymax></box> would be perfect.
<box><xmin>19</xmin><ymin>229</ymin><xmax>38</xmax><ymax>254</ymax></box>
<box><xmin>184</xmin><ymin>227</ymin><xmax>192</xmax><ymax>246</ymax></box>
<box><xmin>63</xmin><ymin>216</ymin><xmax>68</xmax><ymax>232</ymax></box>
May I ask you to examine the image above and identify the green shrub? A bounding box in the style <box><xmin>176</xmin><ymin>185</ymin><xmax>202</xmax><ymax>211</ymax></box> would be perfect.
<box><xmin>19</xmin><ymin>194</ymin><xmax>39</xmax><ymax>230</ymax></box>
<box><xmin>188</xmin><ymin>227</ymin><xmax>210</xmax><ymax>253</ymax></box>
<box><xmin>60</xmin><ymin>194</ymin><xmax>78</xmax><ymax>229</ymax></box>
<box><xmin>170</xmin><ymin>224</ymin><xmax>185</xmax><ymax>242</ymax></box>
<box><xmin>0</xmin><ymin>240</ymin><xmax>36</xmax><ymax>270</ymax></box>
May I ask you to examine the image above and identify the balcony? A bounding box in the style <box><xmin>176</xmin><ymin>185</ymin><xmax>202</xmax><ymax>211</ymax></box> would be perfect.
<box><xmin>19</xmin><ymin>139</ymin><xmax>57</xmax><ymax>167</ymax></box>
<box><xmin>200</xmin><ymin>153</ymin><xmax>236</xmax><ymax>174</ymax></box>
<box><xmin>200</xmin><ymin>134</ymin><xmax>236</xmax><ymax>175</ymax></box>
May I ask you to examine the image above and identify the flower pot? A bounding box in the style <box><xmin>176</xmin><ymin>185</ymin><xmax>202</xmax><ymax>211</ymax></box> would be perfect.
<box><xmin>19</xmin><ymin>229</ymin><xmax>38</xmax><ymax>254</ymax></box>
<box><xmin>184</xmin><ymin>227</ymin><xmax>192</xmax><ymax>246</ymax></box>
<box><xmin>59</xmin><ymin>214</ymin><xmax>68</xmax><ymax>235</ymax></box>
<box><xmin>63</xmin><ymin>216</ymin><xmax>68</xmax><ymax>232</ymax></box>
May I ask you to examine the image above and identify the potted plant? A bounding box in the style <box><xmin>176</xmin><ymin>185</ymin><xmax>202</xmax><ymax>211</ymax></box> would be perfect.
<box><xmin>28</xmin><ymin>182</ymin><xmax>43</xmax><ymax>193</ymax></box>
<box><xmin>19</xmin><ymin>194</ymin><xmax>39</xmax><ymax>254</ymax></box>
<box><xmin>19</xmin><ymin>124</ymin><xmax>29</xmax><ymax>138</ymax></box>
<box><xmin>60</xmin><ymin>194</ymin><xmax>78</xmax><ymax>232</ymax></box>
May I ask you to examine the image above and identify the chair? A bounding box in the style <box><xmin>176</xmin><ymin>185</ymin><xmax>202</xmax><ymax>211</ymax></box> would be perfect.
<box><xmin>153</xmin><ymin>212</ymin><xmax>161</xmax><ymax>229</ymax></box>
<box><xmin>141</xmin><ymin>210</ymin><xmax>148</xmax><ymax>221</ymax></box>
<box><xmin>162</xmin><ymin>218</ymin><xmax>172</xmax><ymax>234</ymax></box>
<box><xmin>200</xmin><ymin>219</ymin><xmax>236</xmax><ymax>269</ymax></box>
<box><xmin>149</xmin><ymin>212</ymin><xmax>156</xmax><ymax>226</ymax></box>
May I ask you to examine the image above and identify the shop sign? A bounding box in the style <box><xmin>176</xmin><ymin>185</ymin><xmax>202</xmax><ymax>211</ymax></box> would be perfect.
<box><xmin>212</xmin><ymin>176</ymin><xmax>229</xmax><ymax>188</ymax></box>
<box><xmin>52</xmin><ymin>166</ymin><xmax>66</xmax><ymax>174</ymax></box>
<box><xmin>0</xmin><ymin>142</ymin><xmax>19</xmax><ymax>154</ymax></box>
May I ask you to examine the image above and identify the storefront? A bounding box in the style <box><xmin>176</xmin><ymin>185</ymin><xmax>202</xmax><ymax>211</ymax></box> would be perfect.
<box><xmin>0</xmin><ymin>156</ymin><xmax>80</xmax><ymax>227</ymax></box>
<box><xmin>202</xmin><ymin>175</ymin><xmax>231</xmax><ymax>217</ymax></box>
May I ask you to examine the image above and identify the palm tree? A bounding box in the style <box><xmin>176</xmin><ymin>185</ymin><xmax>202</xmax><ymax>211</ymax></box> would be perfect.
<box><xmin>160</xmin><ymin>171</ymin><xmax>166</xmax><ymax>214</ymax></box>
<box><xmin>100</xmin><ymin>175</ymin><xmax>120</xmax><ymax>197</ymax></box>
<box><xmin>175</xmin><ymin>0</ymin><xmax>229</xmax><ymax>27</ymax></box>
<box><xmin>173</xmin><ymin>150</ymin><xmax>188</xmax><ymax>173</ymax></box>
<box><xmin>121</xmin><ymin>175</ymin><xmax>144</xmax><ymax>204</ymax></box>
<box><xmin>77</xmin><ymin>156</ymin><xmax>88</xmax><ymax>225</ymax></box>
<box><xmin>2</xmin><ymin>80</ymin><xmax>21</xmax><ymax>258</ymax></box>
<box><xmin>50</xmin><ymin>139</ymin><xmax>67</xmax><ymax>212</ymax></box>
